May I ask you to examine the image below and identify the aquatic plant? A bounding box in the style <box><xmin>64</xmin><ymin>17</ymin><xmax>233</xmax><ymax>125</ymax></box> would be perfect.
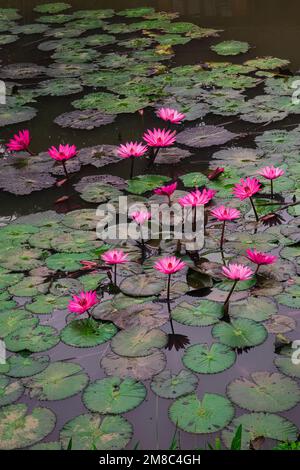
<box><xmin>156</xmin><ymin>107</ymin><xmax>185</xmax><ymax>124</ymax></box>
<box><xmin>210</xmin><ymin>206</ymin><xmax>241</xmax><ymax>251</ymax></box>
<box><xmin>258</xmin><ymin>165</ymin><xmax>285</xmax><ymax>199</ymax></box>
<box><xmin>6</xmin><ymin>129</ymin><xmax>33</xmax><ymax>155</ymax></box>
<box><xmin>68</xmin><ymin>291</ymin><xmax>98</xmax><ymax>317</ymax></box>
<box><xmin>101</xmin><ymin>249</ymin><xmax>129</xmax><ymax>286</ymax></box>
<box><xmin>246</xmin><ymin>248</ymin><xmax>277</xmax><ymax>274</ymax></box>
<box><xmin>48</xmin><ymin>143</ymin><xmax>77</xmax><ymax>178</ymax></box>
<box><xmin>117</xmin><ymin>141</ymin><xmax>148</xmax><ymax>179</ymax></box>
<box><xmin>143</xmin><ymin>128</ymin><xmax>176</xmax><ymax>165</ymax></box>
<box><xmin>222</xmin><ymin>263</ymin><xmax>254</xmax><ymax>308</ymax></box>
<box><xmin>233</xmin><ymin>177</ymin><xmax>261</xmax><ymax>221</ymax></box>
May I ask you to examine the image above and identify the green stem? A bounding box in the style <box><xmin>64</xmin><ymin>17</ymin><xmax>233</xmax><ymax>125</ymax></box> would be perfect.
<box><xmin>220</xmin><ymin>220</ymin><xmax>226</xmax><ymax>251</ymax></box>
<box><xmin>249</xmin><ymin>197</ymin><xmax>259</xmax><ymax>222</ymax></box>
<box><xmin>224</xmin><ymin>280</ymin><xmax>238</xmax><ymax>307</ymax></box>
<box><xmin>270</xmin><ymin>179</ymin><xmax>274</xmax><ymax>199</ymax></box>
<box><xmin>62</xmin><ymin>160</ymin><xmax>69</xmax><ymax>179</ymax></box>
<box><xmin>113</xmin><ymin>264</ymin><xmax>117</xmax><ymax>286</ymax></box>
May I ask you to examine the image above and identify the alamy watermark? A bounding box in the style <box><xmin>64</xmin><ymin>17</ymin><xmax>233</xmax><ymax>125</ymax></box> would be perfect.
<box><xmin>95</xmin><ymin>197</ymin><xmax>205</xmax><ymax>251</ymax></box>
<box><xmin>0</xmin><ymin>340</ymin><xmax>6</xmax><ymax>364</ymax></box>
<box><xmin>0</xmin><ymin>80</ymin><xmax>6</xmax><ymax>105</ymax></box>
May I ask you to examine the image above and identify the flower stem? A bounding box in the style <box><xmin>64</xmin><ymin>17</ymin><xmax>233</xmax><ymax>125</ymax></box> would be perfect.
<box><xmin>167</xmin><ymin>274</ymin><xmax>171</xmax><ymax>315</ymax></box>
<box><xmin>130</xmin><ymin>157</ymin><xmax>135</xmax><ymax>179</ymax></box>
<box><xmin>26</xmin><ymin>147</ymin><xmax>35</xmax><ymax>156</ymax></box>
<box><xmin>220</xmin><ymin>220</ymin><xmax>226</xmax><ymax>251</ymax></box>
<box><xmin>224</xmin><ymin>280</ymin><xmax>238</xmax><ymax>307</ymax></box>
<box><xmin>61</xmin><ymin>160</ymin><xmax>69</xmax><ymax>179</ymax></box>
<box><xmin>113</xmin><ymin>264</ymin><xmax>117</xmax><ymax>286</ymax></box>
<box><xmin>249</xmin><ymin>197</ymin><xmax>259</xmax><ymax>222</ymax></box>
<box><xmin>255</xmin><ymin>265</ymin><xmax>260</xmax><ymax>275</ymax></box>
<box><xmin>270</xmin><ymin>179</ymin><xmax>274</xmax><ymax>199</ymax></box>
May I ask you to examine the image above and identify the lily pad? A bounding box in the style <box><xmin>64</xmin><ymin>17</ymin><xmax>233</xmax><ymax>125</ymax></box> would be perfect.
<box><xmin>0</xmin><ymin>376</ymin><xmax>23</xmax><ymax>406</ymax></box>
<box><xmin>0</xmin><ymin>404</ymin><xmax>56</xmax><ymax>450</ymax></box>
<box><xmin>0</xmin><ymin>309</ymin><xmax>37</xmax><ymax>338</ymax></box>
<box><xmin>183</xmin><ymin>343</ymin><xmax>236</xmax><ymax>374</ymax></box>
<box><xmin>5</xmin><ymin>325</ymin><xmax>60</xmax><ymax>353</ymax></box>
<box><xmin>0</xmin><ymin>105</ymin><xmax>37</xmax><ymax>126</ymax></box>
<box><xmin>0</xmin><ymin>63</ymin><xmax>47</xmax><ymax>79</ymax></box>
<box><xmin>37</xmin><ymin>78</ymin><xmax>83</xmax><ymax>96</ymax></box>
<box><xmin>127</xmin><ymin>175</ymin><xmax>170</xmax><ymax>195</ymax></box>
<box><xmin>60</xmin><ymin>414</ymin><xmax>132</xmax><ymax>450</ymax></box>
<box><xmin>72</xmin><ymin>92</ymin><xmax>149</xmax><ymax>114</ymax></box>
<box><xmin>227</xmin><ymin>372</ymin><xmax>300</xmax><ymax>412</ymax></box>
<box><xmin>23</xmin><ymin>361</ymin><xmax>89</xmax><ymax>400</ymax></box>
<box><xmin>176</xmin><ymin>125</ymin><xmax>238</xmax><ymax>148</ymax></box>
<box><xmin>275</xmin><ymin>353</ymin><xmax>300</xmax><ymax>379</ymax></box>
<box><xmin>34</xmin><ymin>3</ymin><xmax>71</xmax><ymax>13</ymax></box>
<box><xmin>172</xmin><ymin>300</ymin><xmax>223</xmax><ymax>327</ymax></box>
<box><xmin>101</xmin><ymin>350</ymin><xmax>166</xmax><ymax>380</ymax></box>
<box><xmin>111</xmin><ymin>326</ymin><xmax>167</xmax><ymax>357</ymax></box>
<box><xmin>46</xmin><ymin>252</ymin><xmax>95</xmax><ymax>272</ymax></box>
<box><xmin>6</xmin><ymin>354</ymin><xmax>50</xmax><ymax>378</ymax></box>
<box><xmin>151</xmin><ymin>369</ymin><xmax>198</xmax><ymax>399</ymax></box>
<box><xmin>79</xmin><ymin>182</ymin><xmax>122</xmax><ymax>203</ymax></box>
<box><xmin>212</xmin><ymin>318</ymin><xmax>268</xmax><ymax>349</ymax></box>
<box><xmin>169</xmin><ymin>392</ymin><xmax>234</xmax><ymax>434</ymax></box>
<box><xmin>54</xmin><ymin>110</ymin><xmax>115</xmax><ymax>129</ymax></box>
<box><xmin>244</xmin><ymin>56</ymin><xmax>290</xmax><ymax>70</ymax></box>
<box><xmin>60</xmin><ymin>318</ymin><xmax>117</xmax><ymax>348</ymax></box>
<box><xmin>83</xmin><ymin>377</ymin><xmax>146</xmax><ymax>414</ymax></box>
<box><xmin>8</xmin><ymin>276</ymin><xmax>48</xmax><ymax>297</ymax></box>
<box><xmin>229</xmin><ymin>297</ymin><xmax>277</xmax><ymax>321</ymax></box>
<box><xmin>264</xmin><ymin>315</ymin><xmax>296</xmax><ymax>334</ymax></box>
<box><xmin>119</xmin><ymin>274</ymin><xmax>165</xmax><ymax>297</ymax></box>
<box><xmin>222</xmin><ymin>413</ymin><xmax>298</xmax><ymax>449</ymax></box>
<box><xmin>212</xmin><ymin>40</ymin><xmax>250</xmax><ymax>56</ymax></box>
<box><xmin>26</xmin><ymin>294</ymin><xmax>69</xmax><ymax>314</ymax></box>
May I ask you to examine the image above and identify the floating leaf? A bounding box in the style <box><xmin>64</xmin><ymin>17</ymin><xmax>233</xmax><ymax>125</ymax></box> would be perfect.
<box><xmin>6</xmin><ymin>354</ymin><xmax>50</xmax><ymax>378</ymax></box>
<box><xmin>212</xmin><ymin>318</ymin><xmax>267</xmax><ymax>349</ymax></box>
<box><xmin>60</xmin><ymin>414</ymin><xmax>132</xmax><ymax>450</ymax></box>
<box><xmin>172</xmin><ymin>300</ymin><xmax>223</xmax><ymax>327</ymax></box>
<box><xmin>183</xmin><ymin>342</ymin><xmax>236</xmax><ymax>374</ymax></box>
<box><xmin>176</xmin><ymin>125</ymin><xmax>238</xmax><ymax>148</ymax></box>
<box><xmin>0</xmin><ymin>404</ymin><xmax>56</xmax><ymax>450</ymax></box>
<box><xmin>0</xmin><ymin>105</ymin><xmax>37</xmax><ymax>126</ymax></box>
<box><xmin>60</xmin><ymin>318</ymin><xmax>117</xmax><ymax>348</ymax></box>
<box><xmin>46</xmin><ymin>252</ymin><xmax>95</xmax><ymax>272</ymax></box>
<box><xmin>119</xmin><ymin>274</ymin><xmax>165</xmax><ymax>297</ymax></box>
<box><xmin>5</xmin><ymin>325</ymin><xmax>60</xmax><ymax>353</ymax></box>
<box><xmin>211</xmin><ymin>40</ymin><xmax>250</xmax><ymax>56</ymax></box>
<box><xmin>24</xmin><ymin>362</ymin><xmax>89</xmax><ymax>400</ymax></box>
<box><xmin>264</xmin><ymin>315</ymin><xmax>296</xmax><ymax>334</ymax></box>
<box><xmin>8</xmin><ymin>276</ymin><xmax>48</xmax><ymax>297</ymax></box>
<box><xmin>72</xmin><ymin>92</ymin><xmax>149</xmax><ymax>114</ymax></box>
<box><xmin>169</xmin><ymin>392</ymin><xmax>234</xmax><ymax>434</ymax></box>
<box><xmin>222</xmin><ymin>413</ymin><xmax>298</xmax><ymax>449</ymax></box>
<box><xmin>26</xmin><ymin>294</ymin><xmax>69</xmax><ymax>314</ymax></box>
<box><xmin>34</xmin><ymin>3</ymin><xmax>71</xmax><ymax>13</ymax></box>
<box><xmin>54</xmin><ymin>110</ymin><xmax>116</xmax><ymax>129</ymax></box>
<box><xmin>101</xmin><ymin>350</ymin><xmax>166</xmax><ymax>380</ymax></box>
<box><xmin>150</xmin><ymin>369</ymin><xmax>198</xmax><ymax>399</ymax></box>
<box><xmin>83</xmin><ymin>377</ymin><xmax>146</xmax><ymax>414</ymax></box>
<box><xmin>227</xmin><ymin>372</ymin><xmax>300</xmax><ymax>412</ymax></box>
<box><xmin>0</xmin><ymin>309</ymin><xmax>37</xmax><ymax>338</ymax></box>
<box><xmin>230</xmin><ymin>297</ymin><xmax>277</xmax><ymax>321</ymax></box>
<box><xmin>0</xmin><ymin>376</ymin><xmax>23</xmax><ymax>406</ymax></box>
<box><xmin>127</xmin><ymin>175</ymin><xmax>170</xmax><ymax>195</ymax></box>
<box><xmin>111</xmin><ymin>326</ymin><xmax>167</xmax><ymax>357</ymax></box>
<box><xmin>0</xmin><ymin>63</ymin><xmax>47</xmax><ymax>79</ymax></box>
<box><xmin>244</xmin><ymin>56</ymin><xmax>290</xmax><ymax>70</ymax></box>
<box><xmin>79</xmin><ymin>182</ymin><xmax>122</xmax><ymax>203</ymax></box>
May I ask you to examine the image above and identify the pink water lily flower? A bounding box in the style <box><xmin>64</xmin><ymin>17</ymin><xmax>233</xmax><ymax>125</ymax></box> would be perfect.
<box><xmin>208</xmin><ymin>167</ymin><xmax>224</xmax><ymax>180</ymax></box>
<box><xmin>101</xmin><ymin>249</ymin><xmax>128</xmax><ymax>265</ymax></box>
<box><xmin>178</xmin><ymin>188</ymin><xmax>216</xmax><ymax>207</ymax></box>
<box><xmin>156</xmin><ymin>107</ymin><xmax>185</xmax><ymax>124</ymax></box>
<box><xmin>246</xmin><ymin>248</ymin><xmax>277</xmax><ymax>273</ymax></box>
<box><xmin>222</xmin><ymin>263</ymin><xmax>254</xmax><ymax>281</ymax></box>
<box><xmin>258</xmin><ymin>166</ymin><xmax>285</xmax><ymax>180</ymax></box>
<box><xmin>211</xmin><ymin>206</ymin><xmax>241</xmax><ymax>221</ymax></box>
<box><xmin>130</xmin><ymin>210</ymin><xmax>151</xmax><ymax>225</ymax></box>
<box><xmin>48</xmin><ymin>144</ymin><xmax>77</xmax><ymax>162</ymax></box>
<box><xmin>6</xmin><ymin>129</ymin><xmax>32</xmax><ymax>154</ymax></box>
<box><xmin>154</xmin><ymin>182</ymin><xmax>177</xmax><ymax>198</ymax></box>
<box><xmin>154</xmin><ymin>256</ymin><xmax>186</xmax><ymax>275</ymax></box>
<box><xmin>117</xmin><ymin>141</ymin><xmax>148</xmax><ymax>159</ymax></box>
<box><xmin>68</xmin><ymin>291</ymin><xmax>98</xmax><ymax>316</ymax></box>
<box><xmin>233</xmin><ymin>177</ymin><xmax>261</xmax><ymax>200</ymax></box>
<box><xmin>143</xmin><ymin>128</ymin><xmax>176</xmax><ymax>147</ymax></box>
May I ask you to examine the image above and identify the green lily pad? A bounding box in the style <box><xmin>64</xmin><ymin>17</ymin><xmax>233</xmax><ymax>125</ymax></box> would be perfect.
<box><xmin>0</xmin><ymin>271</ymin><xmax>24</xmax><ymax>291</ymax></box>
<box><xmin>72</xmin><ymin>92</ymin><xmax>149</xmax><ymax>114</ymax></box>
<box><xmin>11</xmin><ymin>23</ymin><xmax>49</xmax><ymax>35</ymax></box>
<box><xmin>118</xmin><ymin>7</ymin><xmax>155</xmax><ymax>17</ymax></box>
<box><xmin>244</xmin><ymin>56</ymin><xmax>290</xmax><ymax>70</ymax></box>
<box><xmin>62</xmin><ymin>209</ymin><xmax>99</xmax><ymax>230</ymax></box>
<box><xmin>79</xmin><ymin>182</ymin><xmax>122</xmax><ymax>203</ymax></box>
<box><xmin>46</xmin><ymin>251</ymin><xmax>95</xmax><ymax>272</ymax></box>
<box><xmin>171</xmin><ymin>300</ymin><xmax>223</xmax><ymax>327</ymax></box>
<box><xmin>229</xmin><ymin>297</ymin><xmax>277</xmax><ymax>321</ymax></box>
<box><xmin>49</xmin><ymin>278</ymin><xmax>82</xmax><ymax>297</ymax></box>
<box><xmin>182</xmin><ymin>343</ymin><xmax>236</xmax><ymax>374</ymax></box>
<box><xmin>37</xmin><ymin>78</ymin><xmax>83</xmax><ymax>96</ymax></box>
<box><xmin>127</xmin><ymin>175</ymin><xmax>170</xmax><ymax>195</ymax></box>
<box><xmin>0</xmin><ymin>247</ymin><xmax>43</xmax><ymax>272</ymax></box>
<box><xmin>26</xmin><ymin>294</ymin><xmax>69</xmax><ymax>314</ymax></box>
<box><xmin>169</xmin><ymin>392</ymin><xmax>234</xmax><ymax>434</ymax></box>
<box><xmin>119</xmin><ymin>274</ymin><xmax>165</xmax><ymax>297</ymax></box>
<box><xmin>0</xmin><ymin>375</ymin><xmax>23</xmax><ymax>406</ymax></box>
<box><xmin>8</xmin><ymin>276</ymin><xmax>48</xmax><ymax>297</ymax></box>
<box><xmin>83</xmin><ymin>377</ymin><xmax>146</xmax><ymax>414</ymax></box>
<box><xmin>0</xmin><ymin>309</ymin><xmax>38</xmax><ymax>339</ymax></box>
<box><xmin>275</xmin><ymin>354</ymin><xmax>300</xmax><ymax>379</ymax></box>
<box><xmin>60</xmin><ymin>414</ymin><xmax>132</xmax><ymax>450</ymax></box>
<box><xmin>23</xmin><ymin>361</ymin><xmax>89</xmax><ymax>400</ymax></box>
<box><xmin>37</xmin><ymin>14</ymin><xmax>73</xmax><ymax>24</ymax></box>
<box><xmin>222</xmin><ymin>413</ymin><xmax>298</xmax><ymax>449</ymax></box>
<box><xmin>80</xmin><ymin>273</ymin><xmax>106</xmax><ymax>291</ymax></box>
<box><xmin>111</xmin><ymin>326</ymin><xmax>167</xmax><ymax>357</ymax></box>
<box><xmin>6</xmin><ymin>354</ymin><xmax>50</xmax><ymax>378</ymax></box>
<box><xmin>212</xmin><ymin>318</ymin><xmax>268</xmax><ymax>349</ymax></box>
<box><xmin>150</xmin><ymin>369</ymin><xmax>198</xmax><ymax>399</ymax></box>
<box><xmin>179</xmin><ymin>172</ymin><xmax>208</xmax><ymax>188</ymax></box>
<box><xmin>227</xmin><ymin>371</ymin><xmax>300</xmax><ymax>412</ymax></box>
<box><xmin>5</xmin><ymin>325</ymin><xmax>60</xmax><ymax>353</ymax></box>
<box><xmin>0</xmin><ymin>404</ymin><xmax>56</xmax><ymax>450</ymax></box>
<box><xmin>34</xmin><ymin>3</ymin><xmax>71</xmax><ymax>13</ymax></box>
<box><xmin>61</xmin><ymin>318</ymin><xmax>117</xmax><ymax>348</ymax></box>
<box><xmin>101</xmin><ymin>350</ymin><xmax>166</xmax><ymax>380</ymax></box>
<box><xmin>51</xmin><ymin>230</ymin><xmax>98</xmax><ymax>253</ymax></box>
<box><xmin>212</xmin><ymin>40</ymin><xmax>250</xmax><ymax>56</ymax></box>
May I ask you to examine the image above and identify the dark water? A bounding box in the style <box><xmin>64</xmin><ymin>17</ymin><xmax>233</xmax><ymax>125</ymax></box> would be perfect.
<box><xmin>1</xmin><ymin>0</ymin><xmax>300</xmax><ymax>451</ymax></box>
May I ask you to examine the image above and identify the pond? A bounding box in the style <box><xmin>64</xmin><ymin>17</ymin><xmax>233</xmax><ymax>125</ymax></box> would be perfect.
<box><xmin>0</xmin><ymin>0</ymin><xmax>300</xmax><ymax>451</ymax></box>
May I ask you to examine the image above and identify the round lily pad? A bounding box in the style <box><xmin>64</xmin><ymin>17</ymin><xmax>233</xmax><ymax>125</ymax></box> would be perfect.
<box><xmin>212</xmin><ymin>318</ymin><xmax>268</xmax><ymax>349</ymax></box>
<box><xmin>0</xmin><ymin>247</ymin><xmax>43</xmax><ymax>272</ymax></box>
<box><xmin>230</xmin><ymin>297</ymin><xmax>277</xmax><ymax>321</ymax></box>
<box><xmin>275</xmin><ymin>355</ymin><xmax>300</xmax><ymax>379</ymax></box>
<box><xmin>0</xmin><ymin>271</ymin><xmax>24</xmax><ymax>291</ymax></box>
<box><xmin>111</xmin><ymin>326</ymin><xmax>167</xmax><ymax>357</ymax></box>
<box><xmin>37</xmin><ymin>78</ymin><xmax>83</xmax><ymax>96</ymax></box>
<box><xmin>183</xmin><ymin>342</ymin><xmax>236</xmax><ymax>374</ymax></box>
<box><xmin>171</xmin><ymin>300</ymin><xmax>223</xmax><ymax>327</ymax></box>
<box><xmin>177</xmin><ymin>125</ymin><xmax>238</xmax><ymax>148</ymax></box>
<box><xmin>8</xmin><ymin>276</ymin><xmax>48</xmax><ymax>297</ymax></box>
<box><xmin>54</xmin><ymin>110</ymin><xmax>115</xmax><ymax>129</ymax></box>
<box><xmin>51</xmin><ymin>230</ymin><xmax>98</xmax><ymax>253</ymax></box>
<box><xmin>6</xmin><ymin>354</ymin><xmax>50</xmax><ymax>378</ymax></box>
<box><xmin>24</xmin><ymin>361</ymin><xmax>89</xmax><ymax>400</ymax></box>
<box><xmin>0</xmin><ymin>309</ymin><xmax>37</xmax><ymax>339</ymax></box>
<box><xmin>150</xmin><ymin>369</ymin><xmax>198</xmax><ymax>399</ymax></box>
<box><xmin>212</xmin><ymin>40</ymin><xmax>250</xmax><ymax>56</ymax></box>
<box><xmin>45</xmin><ymin>252</ymin><xmax>95</xmax><ymax>272</ymax></box>
<box><xmin>60</xmin><ymin>414</ymin><xmax>132</xmax><ymax>450</ymax></box>
<box><xmin>119</xmin><ymin>274</ymin><xmax>165</xmax><ymax>297</ymax></box>
<box><xmin>264</xmin><ymin>315</ymin><xmax>296</xmax><ymax>334</ymax></box>
<box><xmin>26</xmin><ymin>294</ymin><xmax>69</xmax><ymax>314</ymax></box>
<box><xmin>0</xmin><ymin>105</ymin><xmax>37</xmax><ymax>126</ymax></box>
<box><xmin>101</xmin><ymin>350</ymin><xmax>166</xmax><ymax>380</ymax></box>
<box><xmin>227</xmin><ymin>372</ymin><xmax>300</xmax><ymax>412</ymax></box>
<box><xmin>127</xmin><ymin>175</ymin><xmax>170</xmax><ymax>195</ymax></box>
<box><xmin>169</xmin><ymin>392</ymin><xmax>234</xmax><ymax>434</ymax></box>
<box><xmin>34</xmin><ymin>3</ymin><xmax>71</xmax><ymax>13</ymax></box>
<box><xmin>5</xmin><ymin>325</ymin><xmax>60</xmax><ymax>353</ymax></box>
<box><xmin>83</xmin><ymin>377</ymin><xmax>146</xmax><ymax>414</ymax></box>
<box><xmin>244</xmin><ymin>56</ymin><xmax>290</xmax><ymax>70</ymax></box>
<box><xmin>0</xmin><ymin>375</ymin><xmax>23</xmax><ymax>406</ymax></box>
<box><xmin>61</xmin><ymin>318</ymin><xmax>117</xmax><ymax>348</ymax></box>
<box><xmin>79</xmin><ymin>182</ymin><xmax>122</xmax><ymax>203</ymax></box>
<box><xmin>0</xmin><ymin>404</ymin><xmax>56</xmax><ymax>450</ymax></box>
<box><xmin>222</xmin><ymin>413</ymin><xmax>298</xmax><ymax>450</ymax></box>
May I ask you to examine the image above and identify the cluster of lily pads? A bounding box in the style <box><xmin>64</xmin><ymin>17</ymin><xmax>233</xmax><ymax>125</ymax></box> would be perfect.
<box><xmin>1</xmin><ymin>3</ymin><xmax>300</xmax><ymax>452</ymax></box>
